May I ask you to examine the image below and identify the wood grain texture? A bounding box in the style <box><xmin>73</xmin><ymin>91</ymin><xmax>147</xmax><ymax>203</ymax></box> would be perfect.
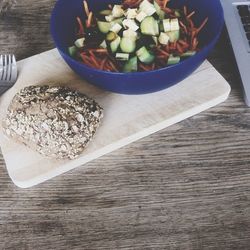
<box><xmin>0</xmin><ymin>1</ymin><xmax>250</xmax><ymax>249</ymax></box>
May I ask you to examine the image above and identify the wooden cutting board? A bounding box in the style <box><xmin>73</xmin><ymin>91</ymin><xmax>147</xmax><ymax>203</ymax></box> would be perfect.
<box><xmin>0</xmin><ymin>49</ymin><xmax>230</xmax><ymax>188</ymax></box>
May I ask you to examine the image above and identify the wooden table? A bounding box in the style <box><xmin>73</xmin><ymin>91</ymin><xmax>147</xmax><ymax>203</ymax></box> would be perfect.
<box><xmin>1</xmin><ymin>1</ymin><xmax>250</xmax><ymax>249</ymax></box>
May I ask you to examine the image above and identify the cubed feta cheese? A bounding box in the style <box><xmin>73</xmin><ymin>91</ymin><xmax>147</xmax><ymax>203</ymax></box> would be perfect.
<box><xmin>123</xmin><ymin>29</ymin><xmax>138</xmax><ymax>39</ymax></box>
<box><xmin>105</xmin><ymin>15</ymin><xmax>114</xmax><ymax>22</ymax></box>
<box><xmin>170</xmin><ymin>18</ymin><xmax>180</xmax><ymax>31</ymax></box>
<box><xmin>116</xmin><ymin>53</ymin><xmax>129</xmax><ymax>60</ymax></box>
<box><xmin>126</xmin><ymin>8</ymin><xmax>137</xmax><ymax>19</ymax></box>
<box><xmin>163</xmin><ymin>19</ymin><xmax>171</xmax><ymax>32</ymax></box>
<box><xmin>158</xmin><ymin>32</ymin><xmax>170</xmax><ymax>45</ymax></box>
<box><xmin>139</xmin><ymin>0</ymin><xmax>156</xmax><ymax>16</ymax></box>
<box><xmin>122</xmin><ymin>19</ymin><xmax>139</xmax><ymax>31</ymax></box>
<box><xmin>136</xmin><ymin>11</ymin><xmax>147</xmax><ymax>22</ymax></box>
<box><xmin>110</xmin><ymin>23</ymin><xmax>122</xmax><ymax>33</ymax></box>
<box><xmin>112</xmin><ymin>5</ymin><xmax>124</xmax><ymax>18</ymax></box>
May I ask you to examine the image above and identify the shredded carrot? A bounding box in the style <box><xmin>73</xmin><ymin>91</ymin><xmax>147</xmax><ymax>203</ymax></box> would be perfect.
<box><xmin>139</xmin><ymin>63</ymin><xmax>151</xmax><ymax>71</ymax></box>
<box><xmin>163</xmin><ymin>0</ymin><xmax>169</xmax><ymax>8</ymax></box>
<box><xmin>179</xmin><ymin>21</ymin><xmax>188</xmax><ymax>34</ymax></box>
<box><xmin>90</xmin><ymin>48</ymin><xmax>108</xmax><ymax>53</ymax></box>
<box><xmin>187</xmin><ymin>10</ymin><xmax>195</xmax><ymax>19</ymax></box>
<box><xmin>176</xmin><ymin>43</ymin><xmax>184</xmax><ymax>54</ymax></box>
<box><xmin>107</xmin><ymin>60</ymin><xmax>119</xmax><ymax>72</ymax></box>
<box><xmin>83</xmin><ymin>0</ymin><xmax>90</xmax><ymax>16</ymax></box>
<box><xmin>100</xmin><ymin>57</ymin><xmax>108</xmax><ymax>70</ymax></box>
<box><xmin>196</xmin><ymin>17</ymin><xmax>208</xmax><ymax>33</ymax></box>
<box><xmin>156</xmin><ymin>48</ymin><xmax>169</xmax><ymax>56</ymax></box>
<box><xmin>183</xmin><ymin>6</ymin><xmax>187</xmax><ymax>15</ymax></box>
<box><xmin>151</xmin><ymin>63</ymin><xmax>156</xmax><ymax>71</ymax></box>
<box><xmin>76</xmin><ymin>16</ymin><xmax>84</xmax><ymax>35</ymax></box>
<box><xmin>86</xmin><ymin>11</ymin><xmax>93</xmax><ymax>28</ymax></box>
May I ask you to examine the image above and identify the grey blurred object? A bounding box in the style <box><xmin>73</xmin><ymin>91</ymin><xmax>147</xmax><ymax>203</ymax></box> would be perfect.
<box><xmin>0</xmin><ymin>0</ymin><xmax>16</xmax><ymax>14</ymax></box>
<box><xmin>220</xmin><ymin>0</ymin><xmax>250</xmax><ymax>106</ymax></box>
<box><xmin>0</xmin><ymin>55</ymin><xmax>17</xmax><ymax>95</ymax></box>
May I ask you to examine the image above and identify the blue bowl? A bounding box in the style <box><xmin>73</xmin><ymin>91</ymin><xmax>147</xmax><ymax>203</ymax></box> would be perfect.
<box><xmin>50</xmin><ymin>0</ymin><xmax>224</xmax><ymax>94</ymax></box>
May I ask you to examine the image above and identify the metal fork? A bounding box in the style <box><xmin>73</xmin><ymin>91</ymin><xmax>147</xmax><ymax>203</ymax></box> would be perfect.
<box><xmin>0</xmin><ymin>54</ymin><xmax>17</xmax><ymax>96</ymax></box>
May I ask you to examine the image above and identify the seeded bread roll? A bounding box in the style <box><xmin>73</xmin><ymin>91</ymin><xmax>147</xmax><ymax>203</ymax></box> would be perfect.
<box><xmin>3</xmin><ymin>85</ymin><xmax>103</xmax><ymax>159</ymax></box>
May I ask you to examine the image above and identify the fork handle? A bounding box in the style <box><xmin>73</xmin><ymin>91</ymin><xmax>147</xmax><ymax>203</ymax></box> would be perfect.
<box><xmin>0</xmin><ymin>86</ymin><xmax>11</xmax><ymax>96</ymax></box>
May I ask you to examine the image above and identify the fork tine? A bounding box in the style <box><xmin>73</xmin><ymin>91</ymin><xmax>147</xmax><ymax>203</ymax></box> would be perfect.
<box><xmin>10</xmin><ymin>55</ymin><xmax>17</xmax><ymax>83</ymax></box>
<box><xmin>2</xmin><ymin>55</ymin><xmax>7</xmax><ymax>81</ymax></box>
<box><xmin>7</xmin><ymin>55</ymin><xmax>12</xmax><ymax>81</ymax></box>
<box><xmin>0</xmin><ymin>55</ymin><xmax>3</xmax><ymax>81</ymax></box>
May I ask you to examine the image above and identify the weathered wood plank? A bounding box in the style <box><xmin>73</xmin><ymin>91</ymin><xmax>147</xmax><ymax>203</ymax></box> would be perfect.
<box><xmin>0</xmin><ymin>1</ymin><xmax>250</xmax><ymax>249</ymax></box>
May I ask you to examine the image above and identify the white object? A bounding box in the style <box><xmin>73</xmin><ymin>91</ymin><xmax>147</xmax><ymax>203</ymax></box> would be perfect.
<box><xmin>99</xmin><ymin>40</ymin><xmax>107</xmax><ymax>49</ymax></box>
<box><xmin>158</xmin><ymin>32</ymin><xmax>170</xmax><ymax>45</ymax></box>
<box><xmin>220</xmin><ymin>0</ymin><xmax>250</xmax><ymax>106</ymax></box>
<box><xmin>74</xmin><ymin>38</ymin><xmax>85</xmax><ymax>48</ymax></box>
<box><xmin>139</xmin><ymin>0</ymin><xmax>156</xmax><ymax>16</ymax></box>
<box><xmin>110</xmin><ymin>23</ymin><xmax>122</xmax><ymax>33</ymax></box>
<box><xmin>112</xmin><ymin>5</ymin><xmax>124</xmax><ymax>18</ymax></box>
<box><xmin>0</xmin><ymin>49</ymin><xmax>231</xmax><ymax>188</ymax></box>
<box><xmin>122</xmin><ymin>19</ymin><xmax>139</xmax><ymax>31</ymax></box>
<box><xmin>123</xmin><ymin>29</ymin><xmax>137</xmax><ymax>39</ymax></box>
<box><xmin>105</xmin><ymin>15</ymin><xmax>114</xmax><ymax>22</ymax></box>
<box><xmin>170</xmin><ymin>18</ymin><xmax>180</xmax><ymax>31</ymax></box>
<box><xmin>136</xmin><ymin>11</ymin><xmax>147</xmax><ymax>22</ymax></box>
<box><xmin>126</xmin><ymin>8</ymin><xmax>137</xmax><ymax>19</ymax></box>
<box><xmin>163</xmin><ymin>19</ymin><xmax>171</xmax><ymax>32</ymax></box>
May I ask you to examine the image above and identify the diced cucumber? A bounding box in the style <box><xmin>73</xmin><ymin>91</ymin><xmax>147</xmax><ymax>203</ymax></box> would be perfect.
<box><xmin>154</xmin><ymin>1</ymin><xmax>165</xmax><ymax>20</ymax></box>
<box><xmin>106</xmin><ymin>31</ymin><xmax>117</xmax><ymax>41</ymax></box>
<box><xmin>120</xmin><ymin>37</ymin><xmax>136</xmax><ymax>53</ymax></box>
<box><xmin>68</xmin><ymin>46</ymin><xmax>77</xmax><ymax>57</ymax></box>
<box><xmin>136</xmin><ymin>46</ymin><xmax>155</xmax><ymax>64</ymax></box>
<box><xmin>111</xmin><ymin>17</ymin><xmax>124</xmax><ymax>26</ymax></box>
<box><xmin>181</xmin><ymin>51</ymin><xmax>196</xmax><ymax>57</ymax></box>
<box><xmin>166</xmin><ymin>30</ymin><xmax>180</xmax><ymax>42</ymax></box>
<box><xmin>170</xmin><ymin>18</ymin><xmax>179</xmax><ymax>31</ymax></box>
<box><xmin>74</xmin><ymin>37</ymin><xmax>85</xmax><ymax>48</ymax></box>
<box><xmin>158</xmin><ymin>32</ymin><xmax>169</xmax><ymax>45</ymax></box>
<box><xmin>140</xmin><ymin>16</ymin><xmax>159</xmax><ymax>36</ymax></box>
<box><xmin>123</xmin><ymin>29</ymin><xmax>138</xmax><ymax>40</ymax></box>
<box><xmin>116</xmin><ymin>53</ymin><xmax>129</xmax><ymax>60</ymax></box>
<box><xmin>123</xmin><ymin>56</ymin><xmax>138</xmax><ymax>72</ymax></box>
<box><xmin>167</xmin><ymin>55</ymin><xmax>180</xmax><ymax>65</ymax></box>
<box><xmin>110</xmin><ymin>36</ymin><xmax>121</xmax><ymax>53</ymax></box>
<box><xmin>97</xmin><ymin>21</ymin><xmax>111</xmax><ymax>34</ymax></box>
<box><xmin>99</xmin><ymin>9</ymin><xmax>112</xmax><ymax>16</ymax></box>
<box><xmin>139</xmin><ymin>0</ymin><xmax>156</xmax><ymax>16</ymax></box>
<box><xmin>100</xmin><ymin>40</ymin><xmax>107</xmax><ymax>49</ymax></box>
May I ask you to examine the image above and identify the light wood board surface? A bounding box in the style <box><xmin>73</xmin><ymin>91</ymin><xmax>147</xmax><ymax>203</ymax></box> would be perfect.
<box><xmin>1</xmin><ymin>0</ymin><xmax>250</xmax><ymax>249</ymax></box>
<box><xmin>0</xmin><ymin>49</ymin><xmax>230</xmax><ymax>188</ymax></box>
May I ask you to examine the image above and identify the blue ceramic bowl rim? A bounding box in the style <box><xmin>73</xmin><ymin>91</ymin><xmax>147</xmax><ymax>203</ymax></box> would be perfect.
<box><xmin>50</xmin><ymin>0</ymin><xmax>224</xmax><ymax>76</ymax></box>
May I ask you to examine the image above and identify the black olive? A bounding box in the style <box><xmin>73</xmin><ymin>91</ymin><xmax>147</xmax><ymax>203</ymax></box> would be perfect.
<box><xmin>85</xmin><ymin>27</ymin><xmax>105</xmax><ymax>47</ymax></box>
<box><xmin>136</xmin><ymin>35</ymin><xmax>156</xmax><ymax>50</ymax></box>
